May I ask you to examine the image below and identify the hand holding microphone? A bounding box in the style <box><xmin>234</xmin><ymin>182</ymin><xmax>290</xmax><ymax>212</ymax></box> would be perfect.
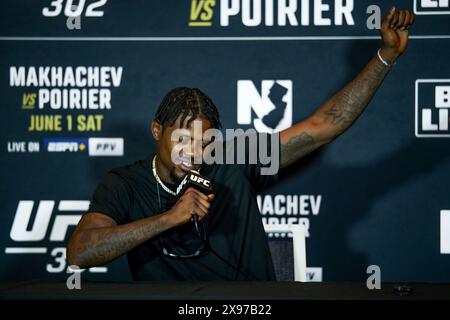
<box><xmin>165</xmin><ymin>171</ymin><xmax>254</xmax><ymax>279</ymax></box>
<box><xmin>166</xmin><ymin>171</ymin><xmax>215</xmax><ymax>226</ymax></box>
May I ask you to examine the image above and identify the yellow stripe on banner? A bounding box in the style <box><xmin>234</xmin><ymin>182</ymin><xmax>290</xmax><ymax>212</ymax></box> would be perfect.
<box><xmin>188</xmin><ymin>21</ymin><xmax>212</xmax><ymax>27</ymax></box>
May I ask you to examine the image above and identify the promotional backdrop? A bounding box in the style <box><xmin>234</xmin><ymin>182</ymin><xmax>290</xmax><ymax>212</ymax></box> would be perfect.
<box><xmin>1</xmin><ymin>0</ymin><xmax>449</xmax><ymax>283</ymax></box>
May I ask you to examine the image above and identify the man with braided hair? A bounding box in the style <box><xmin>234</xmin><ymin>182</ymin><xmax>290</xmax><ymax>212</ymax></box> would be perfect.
<box><xmin>67</xmin><ymin>7</ymin><xmax>415</xmax><ymax>281</ymax></box>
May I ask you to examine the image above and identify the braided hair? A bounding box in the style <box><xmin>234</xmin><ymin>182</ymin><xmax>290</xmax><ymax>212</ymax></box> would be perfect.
<box><xmin>154</xmin><ymin>87</ymin><xmax>222</xmax><ymax>129</ymax></box>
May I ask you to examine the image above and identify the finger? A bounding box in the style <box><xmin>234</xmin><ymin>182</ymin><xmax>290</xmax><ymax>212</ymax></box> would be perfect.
<box><xmin>404</xmin><ymin>12</ymin><xmax>414</xmax><ymax>30</ymax></box>
<box><xmin>196</xmin><ymin>212</ymin><xmax>207</xmax><ymax>221</ymax></box>
<box><xmin>207</xmin><ymin>194</ymin><xmax>215</xmax><ymax>202</ymax></box>
<box><xmin>396</xmin><ymin>11</ymin><xmax>406</xmax><ymax>29</ymax></box>
<box><xmin>193</xmin><ymin>203</ymin><xmax>208</xmax><ymax>216</ymax></box>
<box><xmin>196</xmin><ymin>197</ymin><xmax>211</xmax><ymax>210</ymax></box>
<box><xmin>185</xmin><ymin>188</ymin><xmax>208</xmax><ymax>201</ymax></box>
<box><xmin>190</xmin><ymin>204</ymin><xmax>208</xmax><ymax>217</ymax></box>
<box><xmin>382</xmin><ymin>6</ymin><xmax>396</xmax><ymax>30</ymax></box>
<box><xmin>184</xmin><ymin>187</ymin><xmax>196</xmax><ymax>195</ymax></box>
<box><xmin>189</xmin><ymin>204</ymin><xmax>206</xmax><ymax>218</ymax></box>
<box><xmin>390</xmin><ymin>11</ymin><xmax>399</xmax><ymax>29</ymax></box>
<box><xmin>190</xmin><ymin>212</ymin><xmax>205</xmax><ymax>222</ymax></box>
<box><xmin>193</xmin><ymin>189</ymin><xmax>209</xmax><ymax>201</ymax></box>
<box><xmin>400</xmin><ymin>11</ymin><xmax>409</xmax><ymax>30</ymax></box>
<box><xmin>402</xmin><ymin>11</ymin><xmax>411</xmax><ymax>30</ymax></box>
<box><xmin>410</xmin><ymin>11</ymin><xmax>416</xmax><ymax>26</ymax></box>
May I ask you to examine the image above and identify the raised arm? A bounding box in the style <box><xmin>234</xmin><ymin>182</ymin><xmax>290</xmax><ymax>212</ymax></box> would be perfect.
<box><xmin>280</xmin><ymin>7</ymin><xmax>415</xmax><ymax>168</ymax></box>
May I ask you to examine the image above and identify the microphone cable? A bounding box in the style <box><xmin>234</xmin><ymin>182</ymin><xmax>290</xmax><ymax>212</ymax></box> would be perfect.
<box><xmin>193</xmin><ymin>215</ymin><xmax>260</xmax><ymax>281</ymax></box>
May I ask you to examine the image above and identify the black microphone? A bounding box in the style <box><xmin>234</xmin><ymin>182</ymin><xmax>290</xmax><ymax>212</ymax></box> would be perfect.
<box><xmin>176</xmin><ymin>170</ymin><xmax>213</xmax><ymax>221</ymax></box>
<box><xmin>175</xmin><ymin>171</ymin><xmax>257</xmax><ymax>280</ymax></box>
<box><xmin>176</xmin><ymin>170</ymin><xmax>213</xmax><ymax>199</ymax></box>
<box><xmin>176</xmin><ymin>170</ymin><xmax>213</xmax><ymax>195</ymax></box>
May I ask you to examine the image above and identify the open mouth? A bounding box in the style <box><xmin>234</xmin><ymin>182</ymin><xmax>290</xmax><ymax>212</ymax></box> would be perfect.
<box><xmin>178</xmin><ymin>160</ymin><xmax>200</xmax><ymax>173</ymax></box>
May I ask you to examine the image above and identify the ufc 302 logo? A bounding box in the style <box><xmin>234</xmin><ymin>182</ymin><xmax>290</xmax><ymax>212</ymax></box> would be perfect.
<box><xmin>42</xmin><ymin>0</ymin><xmax>108</xmax><ymax>17</ymax></box>
<box><xmin>5</xmin><ymin>200</ymin><xmax>106</xmax><ymax>274</ymax></box>
<box><xmin>414</xmin><ymin>0</ymin><xmax>450</xmax><ymax>15</ymax></box>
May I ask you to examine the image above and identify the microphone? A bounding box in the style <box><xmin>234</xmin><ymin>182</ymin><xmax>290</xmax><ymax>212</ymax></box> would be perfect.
<box><xmin>176</xmin><ymin>170</ymin><xmax>213</xmax><ymax>222</ymax></box>
<box><xmin>176</xmin><ymin>170</ymin><xmax>213</xmax><ymax>198</ymax></box>
<box><xmin>175</xmin><ymin>171</ymin><xmax>257</xmax><ymax>280</ymax></box>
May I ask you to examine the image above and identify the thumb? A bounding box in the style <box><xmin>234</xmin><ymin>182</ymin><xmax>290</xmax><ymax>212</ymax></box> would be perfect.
<box><xmin>207</xmin><ymin>194</ymin><xmax>215</xmax><ymax>202</ymax></box>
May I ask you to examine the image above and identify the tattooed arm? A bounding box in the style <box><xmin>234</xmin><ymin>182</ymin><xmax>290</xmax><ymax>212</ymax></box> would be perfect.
<box><xmin>66</xmin><ymin>212</ymin><xmax>173</xmax><ymax>269</ymax></box>
<box><xmin>67</xmin><ymin>188</ymin><xmax>214</xmax><ymax>268</ymax></box>
<box><xmin>280</xmin><ymin>7</ymin><xmax>415</xmax><ymax>168</ymax></box>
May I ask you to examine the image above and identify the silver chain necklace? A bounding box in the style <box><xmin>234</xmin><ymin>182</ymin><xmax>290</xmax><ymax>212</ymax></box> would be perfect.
<box><xmin>152</xmin><ymin>155</ymin><xmax>177</xmax><ymax>196</ymax></box>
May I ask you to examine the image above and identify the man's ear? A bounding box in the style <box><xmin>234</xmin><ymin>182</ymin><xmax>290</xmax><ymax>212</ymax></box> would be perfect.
<box><xmin>151</xmin><ymin>120</ymin><xmax>162</xmax><ymax>141</ymax></box>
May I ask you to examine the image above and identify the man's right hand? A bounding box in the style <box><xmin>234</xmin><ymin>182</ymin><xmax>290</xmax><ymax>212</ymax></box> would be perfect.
<box><xmin>166</xmin><ymin>187</ymin><xmax>215</xmax><ymax>226</ymax></box>
<box><xmin>67</xmin><ymin>189</ymin><xmax>215</xmax><ymax>268</ymax></box>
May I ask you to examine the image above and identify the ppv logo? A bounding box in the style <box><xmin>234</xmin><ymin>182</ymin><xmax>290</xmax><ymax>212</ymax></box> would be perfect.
<box><xmin>414</xmin><ymin>0</ymin><xmax>450</xmax><ymax>15</ymax></box>
<box><xmin>43</xmin><ymin>138</ymin><xmax>124</xmax><ymax>156</ymax></box>
<box><xmin>237</xmin><ymin>80</ymin><xmax>293</xmax><ymax>133</ymax></box>
<box><xmin>415</xmin><ymin>79</ymin><xmax>450</xmax><ymax>138</ymax></box>
<box><xmin>88</xmin><ymin>138</ymin><xmax>124</xmax><ymax>156</ymax></box>
<box><xmin>6</xmin><ymin>200</ymin><xmax>107</xmax><ymax>273</ymax></box>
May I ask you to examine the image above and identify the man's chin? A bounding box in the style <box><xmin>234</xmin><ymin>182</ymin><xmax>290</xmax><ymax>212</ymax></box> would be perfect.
<box><xmin>169</xmin><ymin>167</ymin><xmax>185</xmax><ymax>185</ymax></box>
<box><xmin>170</xmin><ymin>163</ymin><xmax>202</xmax><ymax>184</ymax></box>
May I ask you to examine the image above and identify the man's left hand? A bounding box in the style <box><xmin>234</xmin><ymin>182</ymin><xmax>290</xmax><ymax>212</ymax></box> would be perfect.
<box><xmin>379</xmin><ymin>7</ymin><xmax>415</xmax><ymax>64</ymax></box>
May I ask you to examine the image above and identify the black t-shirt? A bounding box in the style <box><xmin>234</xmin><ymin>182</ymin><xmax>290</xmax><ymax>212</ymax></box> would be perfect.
<box><xmin>87</xmin><ymin>133</ymin><xmax>279</xmax><ymax>281</ymax></box>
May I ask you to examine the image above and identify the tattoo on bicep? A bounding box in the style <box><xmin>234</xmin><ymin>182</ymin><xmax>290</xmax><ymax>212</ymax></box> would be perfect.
<box><xmin>280</xmin><ymin>132</ymin><xmax>316</xmax><ymax>167</ymax></box>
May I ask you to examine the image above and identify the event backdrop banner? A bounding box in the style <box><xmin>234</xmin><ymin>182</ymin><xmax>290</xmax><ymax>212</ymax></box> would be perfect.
<box><xmin>0</xmin><ymin>0</ymin><xmax>449</xmax><ymax>283</ymax></box>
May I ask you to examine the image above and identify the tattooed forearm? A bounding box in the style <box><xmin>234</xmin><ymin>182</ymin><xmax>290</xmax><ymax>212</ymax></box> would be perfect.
<box><xmin>69</xmin><ymin>214</ymin><xmax>170</xmax><ymax>268</ymax></box>
<box><xmin>321</xmin><ymin>56</ymin><xmax>390</xmax><ymax>131</ymax></box>
<box><xmin>280</xmin><ymin>132</ymin><xmax>316</xmax><ymax>168</ymax></box>
<box><xmin>279</xmin><ymin>54</ymin><xmax>392</xmax><ymax>168</ymax></box>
